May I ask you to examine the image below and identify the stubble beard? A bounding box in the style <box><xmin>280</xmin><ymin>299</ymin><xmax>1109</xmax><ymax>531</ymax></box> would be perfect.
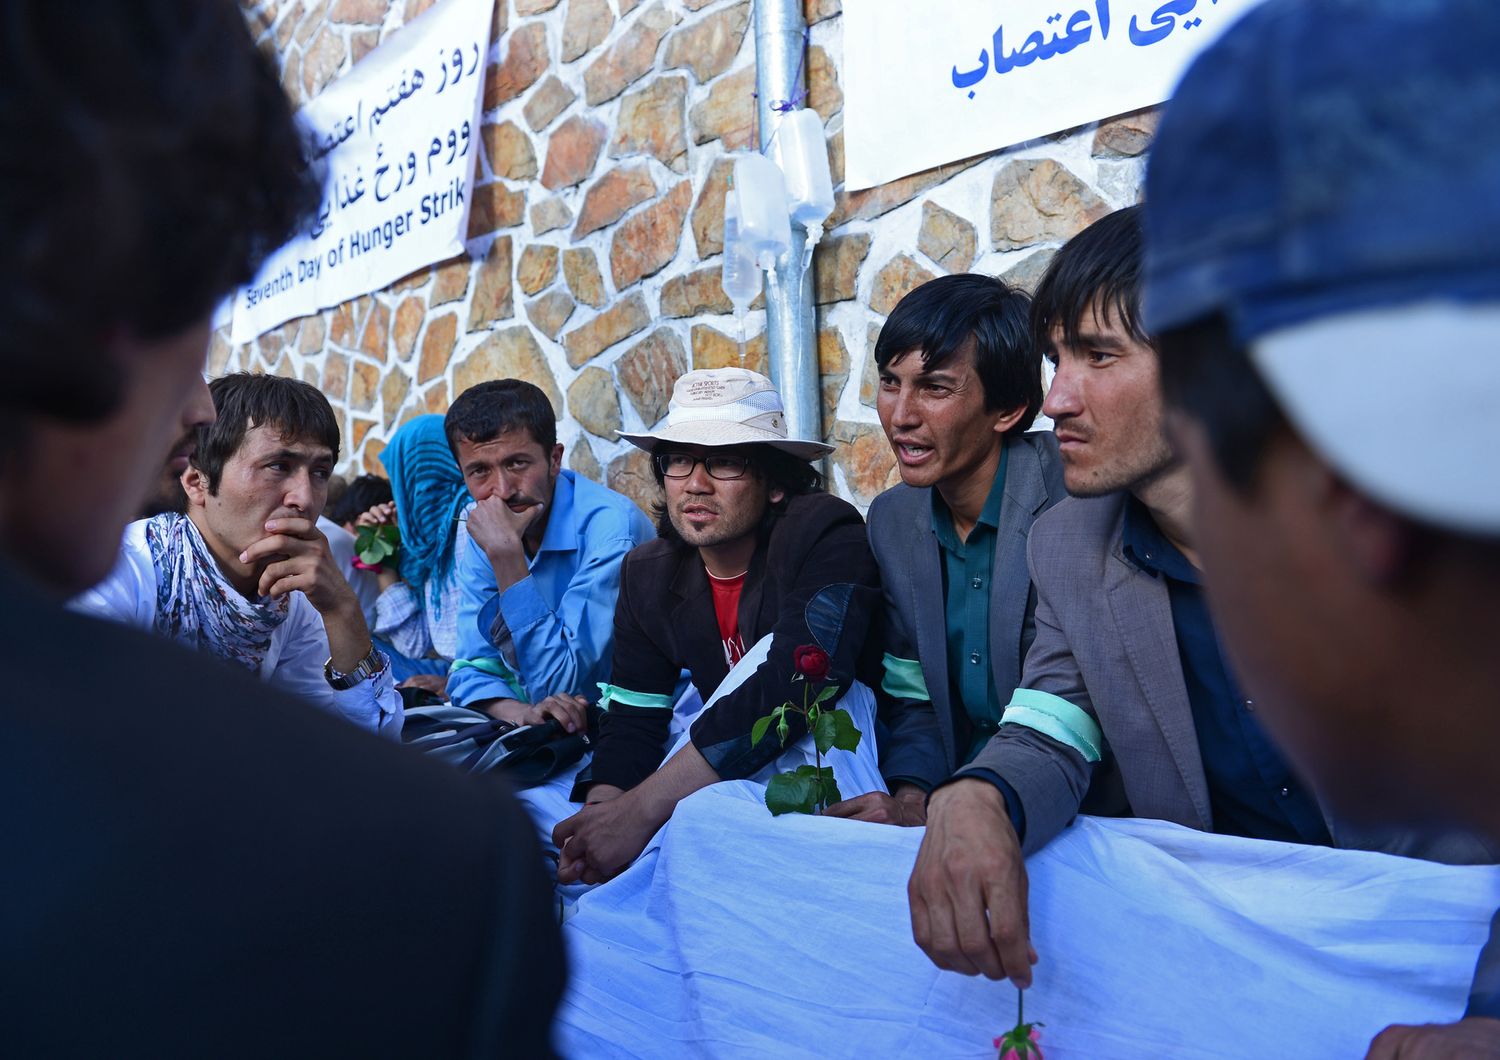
<box><xmin>1063</xmin><ymin>433</ymin><xmax>1177</xmax><ymax>498</ymax></box>
<box><xmin>669</xmin><ymin>502</ymin><xmax>762</xmax><ymax>550</ymax></box>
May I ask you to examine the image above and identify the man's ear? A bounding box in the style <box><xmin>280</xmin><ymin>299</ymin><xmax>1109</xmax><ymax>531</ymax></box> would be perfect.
<box><xmin>181</xmin><ymin>465</ymin><xmax>210</xmax><ymax>509</ymax></box>
<box><xmin>1327</xmin><ymin>476</ymin><xmax>1415</xmax><ymax>587</ymax></box>
<box><xmin>1290</xmin><ymin>438</ymin><xmax>1412</xmax><ymax>587</ymax></box>
<box><xmin>990</xmin><ymin>403</ymin><xmax>1029</xmax><ymax>436</ymax></box>
<box><xmin>550</xmin><ymin>443</ymin><xmax>564</xmax><ymax>478</ymax></box>
<box><xmin>768</xmin><ymin>486</ymin><xmax>786</xmax><ymax>506</ymax></box>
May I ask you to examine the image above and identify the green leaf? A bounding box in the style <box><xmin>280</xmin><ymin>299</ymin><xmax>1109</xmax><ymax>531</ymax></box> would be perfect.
<box><xmin>792</xmin><ymin>764</ymin><xmax>822</xmax><ymax>778</ymax></box>
<box><xmin>354</xmin><ymin>525</ymin><xmax>400</xmax><ymax>565</ymax></box>
<box><xmin>765</xmin><ymin>771</ymin><xmax>818</xmax><ymax>815</ymax></box>
<box><xmin>828</xmin><ymin>708</ymin><xmax>862</xmax><ymax>753</ymax></box>
<box><xmin>750</xmin><ymin>715</ymin><xmax>773</xmax><ymax>747</ymax></box>
<box><xmin>813</xmin><ymin>712</ymin><xmax>838</xmax><ymax>755</ymax></box>
<box><xmin>811</xmin><ymin>684</ymin><xmax>840</xmax><ymax>707</ymax></box>
<box><xmin>817</xmin><ymin>771</ymin><xmax>843</xmax><ymax>809</ymax></box>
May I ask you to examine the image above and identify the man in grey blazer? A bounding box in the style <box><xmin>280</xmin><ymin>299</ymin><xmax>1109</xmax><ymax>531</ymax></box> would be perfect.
<box><xmin>906</xmin><ymin>207</ymin><xmax>1496</xmax><ymax>988</ymax></box>
<box><xmin>826</xmin><ymin>274</ymin><xmax>1066</xmax><ymax>827</ymax></box>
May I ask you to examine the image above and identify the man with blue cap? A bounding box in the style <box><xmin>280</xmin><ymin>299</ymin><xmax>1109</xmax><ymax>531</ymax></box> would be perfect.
<box><xmin>1145</xmin><ymin>0</ymin><xmax>1500</xmax><ymax>1054</ymax></box>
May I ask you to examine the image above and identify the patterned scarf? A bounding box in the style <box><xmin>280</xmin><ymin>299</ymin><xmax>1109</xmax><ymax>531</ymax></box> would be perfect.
<box><xmin>145</xmin><ymin>512</ymin><xmax>290</xmax><ymax>673</ymax></box>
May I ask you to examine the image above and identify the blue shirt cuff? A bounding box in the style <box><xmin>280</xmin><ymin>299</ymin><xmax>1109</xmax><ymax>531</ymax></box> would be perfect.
<box><xmin>938</xmin><ymin>767</ymin><xmax>1027</xmax><ymax>844</ymax></box>
<box><xmin>498</xmin><ymin>574</ymin><xmax>548</xmax><ymax>633</ymax></box>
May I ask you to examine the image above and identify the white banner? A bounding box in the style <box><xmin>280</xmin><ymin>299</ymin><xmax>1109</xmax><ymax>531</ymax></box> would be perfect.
<box><xmin>844</xmin><ymin>0</ymin><xmax>1263</xmax><ymax>192</ymax></box>
<box><xmin>231</xmin><ymin>0</ymin><xmax>492</xmax><ymax>343</ymax></box>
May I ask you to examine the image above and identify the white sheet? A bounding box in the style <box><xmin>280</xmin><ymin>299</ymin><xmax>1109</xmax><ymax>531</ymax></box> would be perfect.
<box><xmin>555</xmin><ymin>781</ymin><xmax>1500</xmax><ymax>1058</ymax></box>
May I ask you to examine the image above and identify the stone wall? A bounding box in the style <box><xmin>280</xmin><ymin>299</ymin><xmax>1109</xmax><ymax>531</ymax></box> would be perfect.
<box><xmin>230</xmin><ymin>0</ymin><xmax>1154</xmax><ymax>513</ymax></box>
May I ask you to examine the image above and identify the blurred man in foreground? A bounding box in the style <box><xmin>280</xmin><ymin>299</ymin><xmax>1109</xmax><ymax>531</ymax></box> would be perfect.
<box><xmin>0</xmin><ymin>3</ymin><xmax>562</xmax><ymax>1052</ymax></box>
<box><xmin>1145</xmin><ymin>1</ymin><xmax>1500</xmax><ymax>1055</ymax></box>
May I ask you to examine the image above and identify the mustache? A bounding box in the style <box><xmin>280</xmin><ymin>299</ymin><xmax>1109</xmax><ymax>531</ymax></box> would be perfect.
<box><xmin>503</xmin><ymin>492</ymin><xmax>543</xmax><ymax>508</ymax></box>
<box><xmin>1052</xmin><ymin>415</ymin><xmax>1092</xmax><ymax>440</ymax></box>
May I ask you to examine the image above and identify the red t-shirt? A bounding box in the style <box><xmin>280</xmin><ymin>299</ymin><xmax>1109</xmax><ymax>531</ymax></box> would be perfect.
<box><xmin>707</xmin><ymin>570</ymin><xmax>747</xmax><ymax>667</ymax></box>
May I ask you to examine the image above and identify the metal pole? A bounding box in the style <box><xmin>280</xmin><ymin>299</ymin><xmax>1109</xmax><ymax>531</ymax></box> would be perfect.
<box><xmin>753</xmin><ymin>0</ymin><xmax>821</xmax><ymax>451</ymax></box>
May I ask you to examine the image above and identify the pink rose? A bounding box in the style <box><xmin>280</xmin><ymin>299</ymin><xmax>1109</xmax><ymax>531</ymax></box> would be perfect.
<box><xmin>995</xmin><ymin>1025</ymin><xmax>1042</xmax><ymax>1059</ymax></box>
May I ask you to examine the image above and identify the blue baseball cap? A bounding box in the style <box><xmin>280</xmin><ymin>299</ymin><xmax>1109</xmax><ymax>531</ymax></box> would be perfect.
<box><xmin>1143</xmin><ymin>0</ymin><xmax>1500</xmax><ymax>534</ymax></box>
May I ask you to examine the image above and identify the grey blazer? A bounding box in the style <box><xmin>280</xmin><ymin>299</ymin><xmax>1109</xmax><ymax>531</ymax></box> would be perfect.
<box><xmin>961</xmin><ymin>490</ymin><xmax>1498</xmax><ymax>868</ymax></box>
<box><xmin>867</xmin><ymin>431</ymin><xmax>1066</xmax><ymax>790</ymax></box>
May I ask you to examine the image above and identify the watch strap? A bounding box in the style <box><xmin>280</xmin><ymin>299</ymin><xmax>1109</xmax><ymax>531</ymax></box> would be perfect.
<box><xmin>324</xmin><ymin>645</ymin><xmax>388</xmax><ymax>690</ymax></box>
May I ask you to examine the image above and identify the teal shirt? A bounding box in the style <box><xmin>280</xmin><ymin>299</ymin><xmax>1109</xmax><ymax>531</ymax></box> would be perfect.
<box><xmin>931</xmin><ymin>446</ymin><xmax>1008</xmax><ymax>762</ymax></box>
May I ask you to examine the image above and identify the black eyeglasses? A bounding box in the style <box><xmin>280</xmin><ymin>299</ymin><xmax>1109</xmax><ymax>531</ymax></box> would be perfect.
<box><xmin>654</xmin><ymin>451</ymin><xmax>751</xmax><ymax>480</ymax></box>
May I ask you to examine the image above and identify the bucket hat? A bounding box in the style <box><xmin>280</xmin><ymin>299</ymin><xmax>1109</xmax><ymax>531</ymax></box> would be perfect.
<box><xmin>618</xmin><ymin>368</ymin><xmax>834</xmax><ymax>461</ymax></box>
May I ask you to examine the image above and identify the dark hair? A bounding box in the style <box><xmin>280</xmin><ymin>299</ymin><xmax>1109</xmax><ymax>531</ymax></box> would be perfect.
<box><xmin>195</xmin><ymin>373</ymin><xmax>341</xmax><ymax>493</ymax></box>
<box><xmin>0</xmin><ymin>0</ymin><xmax>320</xmax><ymax>428</ymax></box>
<box><xmin>1031</xmin><ymin>206</ymin><xmax>1152</xmax><ymax>356</ymax></box>
<box><xmin>873</xmin><ymin>273</ymin><xmax>1041</xmax><ymax>434</ymax></box>
<box><xmin>1157</xmin><ymin>314</ymin><xmax>1288</xmax><ymax>491</ymax></box>
<box><xmin>444</xmin><ymin>380</ymin><xmax>558</xmax><ymax>459</ymax></box>
<box><xmin>648</xmin><ymin>445</ymin><xmax>824</xmax><ymax>542</ymax></box>
<box><xmin>327</xmin><ymin>474</ymin><xmax>393</xmax><ymax>526</ymax></box>
<box><xmin>325</xmin><ymin>474</ymin><xmax>349</xmax><ymax>511</ymax></box>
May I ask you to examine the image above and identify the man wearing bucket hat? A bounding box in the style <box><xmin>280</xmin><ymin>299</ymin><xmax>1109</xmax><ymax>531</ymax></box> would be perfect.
<box><xmin>1144</xmin><ymin>0</ymin><xmax>1500</xmax><ymax>1053</ymax></box>
<box><xmin>553</xmin><ymin>368</ymin><xmax>886</xmax><ymax>884</ymax></box>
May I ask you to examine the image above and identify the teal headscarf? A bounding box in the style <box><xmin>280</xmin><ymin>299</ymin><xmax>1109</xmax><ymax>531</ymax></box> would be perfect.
<box><xmin>380</xmin><ymin>414</ymin><xmax>469</xmax><ymax>604</ymax></box>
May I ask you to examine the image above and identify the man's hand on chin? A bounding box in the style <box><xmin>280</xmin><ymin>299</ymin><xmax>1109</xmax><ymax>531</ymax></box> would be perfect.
<box><xmin>553</xmin><ymin>792</ymin><xmax>659</xmax><ymax>886</ymax></box>
<box><xmin>1367</xmin><ymin>1017</ymin><xmax>1500</xmax><ymax>1058</ymax></box>
<box><xmin>244</xmin><ymin>516</ymin><xmax>344</xmax><ymax>611</ymax></box>
<box><xmin>244</xmin><ymin>515</ymin><xmax>371</xmax><ymax>669</ymax></box>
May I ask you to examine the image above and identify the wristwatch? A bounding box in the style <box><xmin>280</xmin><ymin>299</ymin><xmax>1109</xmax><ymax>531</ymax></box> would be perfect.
<box><xmin>323</xmin><ymin>645</ymin><xmax>389</xmax><ymax>690</ymax></box>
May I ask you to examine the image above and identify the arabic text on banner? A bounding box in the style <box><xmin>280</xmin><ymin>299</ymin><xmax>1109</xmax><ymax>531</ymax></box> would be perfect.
<box><xmin>230</xmin><ymin>0</ymin><xmax>492</xmax><ymax>344</ymax></box>
<box><xmin>843</xmin><ymin>0</ymin><xmax>1264</xmax><ymax>192</ymax></box>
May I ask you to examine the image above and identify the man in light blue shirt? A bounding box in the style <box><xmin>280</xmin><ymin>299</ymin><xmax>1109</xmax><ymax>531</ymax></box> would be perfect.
<box><xmin>445</xmin><ymin>380</ymin><xmax>654</xmax><ymax>731</ymax></box>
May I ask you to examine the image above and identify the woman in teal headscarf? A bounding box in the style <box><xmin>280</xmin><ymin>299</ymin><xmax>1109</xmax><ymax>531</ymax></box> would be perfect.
<box><xmin>360</xmin><ymin>414</ymin><xmax>473</xmax><ymax>684</ymax></box>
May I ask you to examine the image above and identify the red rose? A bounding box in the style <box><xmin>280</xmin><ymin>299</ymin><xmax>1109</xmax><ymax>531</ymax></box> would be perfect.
<box><xmin>792</xmin><ymin>644</ymin><xmax>831</xmax><ymax>681</ymax></box>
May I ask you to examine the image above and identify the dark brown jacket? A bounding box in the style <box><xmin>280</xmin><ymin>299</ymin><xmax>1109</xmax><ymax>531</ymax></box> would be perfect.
<box><xmin>586</xmin><ymin>491</ymin><xmax>882</xmax><ymax>792</ymax></box>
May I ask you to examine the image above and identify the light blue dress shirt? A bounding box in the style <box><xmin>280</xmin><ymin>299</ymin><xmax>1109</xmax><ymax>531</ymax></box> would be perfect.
<box><xmin>447</xmin><ymin>469</ymin><xmax>655</xmax><ymax>707</ymax></box>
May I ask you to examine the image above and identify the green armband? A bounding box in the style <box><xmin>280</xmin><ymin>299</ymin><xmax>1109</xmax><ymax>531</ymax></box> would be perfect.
<box><xmin>1000</xmin><ymin>688</ymin><xmax>1103</xmax><ymax>763</ymax></box>
<box><xmin>880</xmin><ymin>653</ymin><xmax>929</xmax><ymax>701</ymax></box>
<box><xmin>596</xmin><ymin>682</ymin><xmax>675</xmax><ymax>711</ymax></box>
<box><xmin>449</xmin><ymin>656</ymin><xmax>527</xmax><ymax>700</ymax></box>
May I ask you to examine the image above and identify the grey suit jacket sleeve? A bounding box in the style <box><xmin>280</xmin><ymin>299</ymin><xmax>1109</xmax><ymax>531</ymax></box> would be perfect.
<box><xmin>955</xmin><ymin>534</ymin><xmax>1098</xmax><ymax>857</ymax></box>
